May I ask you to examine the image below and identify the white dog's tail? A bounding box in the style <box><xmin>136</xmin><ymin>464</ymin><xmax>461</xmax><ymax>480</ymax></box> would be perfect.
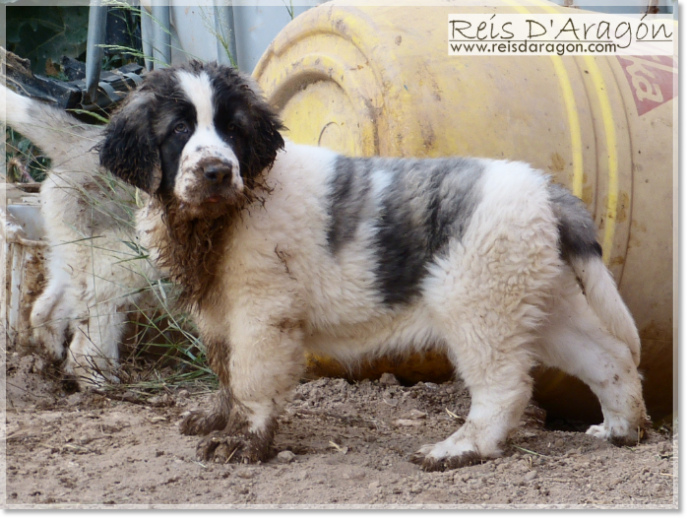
<box><xmin>1</xmin><ymin>83</ymin><xmax>102</xmax><ymax>165</ymax></box>
<box><xmin>549</xmin><ymin>184</ymin><xmax>641</xmax><ymax>366</ymax></box>
<box><xmin>570</xmin><ymin>256</ymin><xmax>641</xmax><ymax>366</ymax></box>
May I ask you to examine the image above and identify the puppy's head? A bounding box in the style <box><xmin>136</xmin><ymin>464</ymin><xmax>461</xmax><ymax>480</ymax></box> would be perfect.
<box><xmin>100</xmin><ymin>61</ymin><xmax>285</xmax><ymax>213</ymax></box>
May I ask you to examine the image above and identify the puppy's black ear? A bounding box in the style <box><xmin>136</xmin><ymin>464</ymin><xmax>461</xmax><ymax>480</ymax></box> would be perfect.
<box><xmin>99</xmin><ymin>91</ymin><xmax>162</xmax><ymax>194</ymax></box>
<box><xmin>242</xmin><ymin>90</ymin><xmax>286</xmax><ymax>182</ymax></box>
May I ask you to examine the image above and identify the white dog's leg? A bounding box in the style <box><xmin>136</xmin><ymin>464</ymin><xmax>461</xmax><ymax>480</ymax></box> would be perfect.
<box><xmin>30</xmin><ymin>273</ymin><xmax>75</xmax><ymax>360</ymax></box>
<box><xmin>413</xmin><ymin>319</ymin><xmax>536</xmax><ymax>471</ymax></box>
<box><xmin>64</xmin><ymin>302</ymin><xmax>124</xmax><ymax>386</ymax></box>
<box><xmin>535</xmin><ymin>269</ymin><xmax>648</xmax><ymax>445</ymax></box>
<box><xmin>413</xmin><ymin>172</ymin><xmax>561</xmax><ymax>470</ymax></box>
<box><xmin>414</xmin><ymin>253</ymin><xmax>552</xmax><ymax>471</ymax></box>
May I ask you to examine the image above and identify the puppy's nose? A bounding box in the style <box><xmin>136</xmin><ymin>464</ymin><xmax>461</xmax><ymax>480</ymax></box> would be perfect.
<box><xmin>203</xmin><ymin>163</ymin><xmax>233</xmax><ymax>184</ymax></box>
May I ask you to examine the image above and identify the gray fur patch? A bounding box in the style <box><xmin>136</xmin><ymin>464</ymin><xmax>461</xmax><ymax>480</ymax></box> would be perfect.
<box><xmin>326</xmin><ymin>156</ymin><xmax>484</xmax><ymax>306</ymax></box>
<box><xmin>548</xmin><ymin>183</ymin><xmax>602</xmax><ymax>261</ymax></box>
<box><xmin>326</xmin><ymin>156</ymin><xmax>372</xmax><ymax>255</ymax></box>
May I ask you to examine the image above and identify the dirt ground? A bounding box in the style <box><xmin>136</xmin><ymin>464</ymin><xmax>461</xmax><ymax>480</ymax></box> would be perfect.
<box><xmin>2</xmin><ymin>349</ymin><xmax>677</xmax><ymax>509</ymax></box>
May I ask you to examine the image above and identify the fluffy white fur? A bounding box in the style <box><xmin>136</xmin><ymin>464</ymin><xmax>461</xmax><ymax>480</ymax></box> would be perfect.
<box><xmin>138</xmin><ymin>139</ymin><xmax>647</xmax><ymax>466</ymax></box>
<box><xmin>120</xmin><ymin>64</ymin><xmax>647</xmax><ymax>468</ymax></box>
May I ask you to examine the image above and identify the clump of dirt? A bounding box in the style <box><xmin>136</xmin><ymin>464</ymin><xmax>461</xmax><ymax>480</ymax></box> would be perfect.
<box><xmin>3</xmin><ymin>350</ymin><xmax>677</xmax><ymax>507</ymax></box>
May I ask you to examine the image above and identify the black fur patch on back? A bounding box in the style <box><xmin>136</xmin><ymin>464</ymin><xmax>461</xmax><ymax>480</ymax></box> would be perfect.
<box><xmin>326</xmin><ymin>156</ymin><xmax>484</xmax><ymax>306</ymax></box>
<box><xmin>548</xmin><ymin>183</ymin><xmax>602</xmax><ymax>261</ymax></box>
<box><xmin>374</xmin><ymin>158</ymin><xmax>484</xmax><ymax>305</ymax></box>
<box><xmin>326</xmin><ymin>156</ymin><xmax>371</xmax><ymax>255</ymax></box>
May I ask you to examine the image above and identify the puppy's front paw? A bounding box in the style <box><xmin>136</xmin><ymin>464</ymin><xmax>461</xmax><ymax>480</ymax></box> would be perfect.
<box><xmin>180</xmin><ymin>410</ymin><xmax>229</xmax><ymax>437</ymax></box>
<box><xmin>196</xmin><ymin>428</ymin><xmax>274</xmax><ymax>464</ymax></box>
<box><xmin>180</xmin><ymin>388</ymin><xmax>233</xmax><ymax>436</ymax></box>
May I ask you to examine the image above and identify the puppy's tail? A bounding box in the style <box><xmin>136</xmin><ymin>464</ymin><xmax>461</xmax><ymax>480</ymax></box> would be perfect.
<box><xmin>1</xmin><ymin>82</ymin><xmax>102</xmax><ymax>165</ymax></box>
<box><xmin>549</xmin><ymin>184</ymin><xmax>641</xmax><ymax>366</ymax></box>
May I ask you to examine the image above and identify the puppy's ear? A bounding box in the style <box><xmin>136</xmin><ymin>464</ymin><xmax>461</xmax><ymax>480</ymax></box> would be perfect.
<box><xmin>242</xmin><ymin>90</ymin><xmax>286</xmax><ymax>182</ymax></box>
<box><xmin>99</xmin><ymin>91</ymin><xmax>162</xmax><ymax>194</ymax></box>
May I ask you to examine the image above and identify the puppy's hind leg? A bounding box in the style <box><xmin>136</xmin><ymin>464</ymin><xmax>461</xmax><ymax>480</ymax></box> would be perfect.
<box><xmin>534</xmin><ymin>269</ymin><xmax>648</xmax><ymax>446</ymax></box>
<box><xmin>413</xmin><ymin>317</ymin><xmax>537</xmax><ymax>471</ymax></box>
<box><xmin>412</xmin><ymin>194</ymin><xmax>560</xmax><ymax>471</ymax></box>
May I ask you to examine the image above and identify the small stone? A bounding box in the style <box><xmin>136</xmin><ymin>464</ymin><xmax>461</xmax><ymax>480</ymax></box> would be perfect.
<box><xmin>148</xmin><ymin>394</ymin><xmax>173</xmax><ymax>406</ymax></box>
<box><xmin>379</xmin><ymin>373</ymin><xmax>400</xmax><ymax>386</ymax></box>
<box><xmin>368</xmin><ymin>480</ymin><xmax>380</xmax><ymax>490</ymax></box>
<box><xmin>524</xmin><ymin>470</ymin><xmax>538</xmax><ymax>482</ymax></box>
<box><xmin>406</xmin><ymin>409</ymin><xmax>427</xmax><ymax>420</ymax></box>
<box><xmin>337</xmin><ymin>378</ymin><xmax>351</xmax><ymax>387</ymax></box>
<box><xmin>393</xmin><ymin>419</ymin><xmax>424</xmax><ymax>427</ymax></box>
<box><xmin>343</xmin><ymin>468</ymin><xmax>367</xmax><ymax>480</ymax></box>
<box><xmin>236</xmin><ymin>469</ymin><xmax>255</xmax><ymax>479</ymax></box>
<box><xmin>178</xmin><ymin>389</ymin><xmax>190</xmax><ymax>399</ymax></box>
<box><xmin>33</xmin><ymin>357</ymin><xmax>47</xmax><ymax>373</ymax></box>
<box><xmin>122</xmin><ymin>391</ymin><xmax>138</xmax><ymax>402</ymax></box>
<box><xmin>277</xmin><ymin>450</ymin><xmax>296</xmax><ymax>463</ymax></box>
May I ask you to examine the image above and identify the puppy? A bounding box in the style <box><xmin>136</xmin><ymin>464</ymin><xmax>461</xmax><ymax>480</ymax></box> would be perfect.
<box><xmin>98</xmin><ymin>60</ymin><xmax>648</xmax><ymax>470</ymax></box>
<box><xmin>1</xmin><ymin>81</ymin><xmax>158</xmax><ymax>386</ymax></box>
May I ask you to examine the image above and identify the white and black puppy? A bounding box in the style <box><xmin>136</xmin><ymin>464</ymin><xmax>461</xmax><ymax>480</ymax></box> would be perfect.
<box><xmin>99</xmin><ymin>60</ymin><xmax>648</xmax><ymax>471</ymax></box>
<box><xmin>1</xmin><ymin>81</ymin><xmax>158</xmax><ymax>386</ymax></box>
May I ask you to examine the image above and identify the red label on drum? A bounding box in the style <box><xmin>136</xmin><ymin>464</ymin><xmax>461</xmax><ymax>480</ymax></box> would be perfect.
<box><xmin>617</xmin><ymin>56</ymin><xmax>677</xmax><ymax>116</ymax></box>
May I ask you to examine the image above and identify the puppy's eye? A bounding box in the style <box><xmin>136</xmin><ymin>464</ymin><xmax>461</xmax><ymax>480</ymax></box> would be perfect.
<box><xmin>174</xmin><ymin>122</ymin><xmax>189</xmax><ymax>134</ymax></box>
<box><xmin>227</xmin><ymin>123</ymin><xmax>236</xmax><ymax>133</ymax></box>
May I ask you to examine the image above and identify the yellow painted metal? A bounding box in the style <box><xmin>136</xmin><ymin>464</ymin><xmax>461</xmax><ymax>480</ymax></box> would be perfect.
<box><xmin>254</xmin><ymin>0</ymin><xmax>675</xmax><ymax>421</ymax></box>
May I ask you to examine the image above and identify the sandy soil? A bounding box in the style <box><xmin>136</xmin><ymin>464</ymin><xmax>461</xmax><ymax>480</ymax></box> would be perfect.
<box><xmin>2</xmin><ymin>349</ymin><xmax>677</xmax><ymax>509</ymax></box>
